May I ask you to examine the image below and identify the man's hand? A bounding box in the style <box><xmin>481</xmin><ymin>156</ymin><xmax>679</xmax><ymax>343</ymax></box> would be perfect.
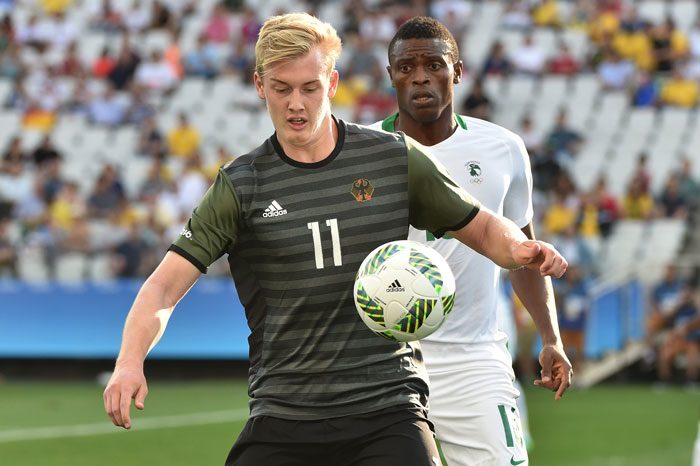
<box><xmin>534</xmin><ymin>343</ymin><xmax>573</xmax><ymax>400</ymax></box>
<box><xmin>512</xmin><ymin>240</ymin><xmax>568</xmax><ymax>278</ymax></box>
<box><xmin>103</xmin><ymin>365</ymin><xmax>148</xmax><ymax>429</ymax></box>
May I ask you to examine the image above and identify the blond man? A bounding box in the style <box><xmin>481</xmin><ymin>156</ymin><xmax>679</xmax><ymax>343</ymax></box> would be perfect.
<box><xmin>103</xmin><ymin>13</ymin><xmax>567</xmax><ymax>466</ymax></box>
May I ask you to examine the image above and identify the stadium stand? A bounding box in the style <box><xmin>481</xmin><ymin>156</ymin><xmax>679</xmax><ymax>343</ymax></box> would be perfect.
<box><xmin>0</xmin><ymin>0</ymin><xmax>699</xmax><ymax>384</ymax></box>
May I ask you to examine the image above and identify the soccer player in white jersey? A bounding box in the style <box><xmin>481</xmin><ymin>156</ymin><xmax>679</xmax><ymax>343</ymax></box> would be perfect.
<box><xmin>373</xmin><ymin>17</ymin><xmax>573</xmax><ymax>465</ymax></box>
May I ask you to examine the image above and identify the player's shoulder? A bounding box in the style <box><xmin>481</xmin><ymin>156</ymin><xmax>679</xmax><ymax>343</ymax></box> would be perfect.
<box><xmin>343</xmin><ymin>119</ymin><xmax>406</xmax><ymax>145</ymax></box>
<box><xmin>460</xmin><ymin>115</ymin><xmax>528</xmax><ymax>156</ymax></box>
<box><xmin>221</xmin><ymin>139</ymin><xmax>275</xmax><ymax>177</ymax></box>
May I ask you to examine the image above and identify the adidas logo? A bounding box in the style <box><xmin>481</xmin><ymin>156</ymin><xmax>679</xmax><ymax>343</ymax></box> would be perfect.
<box><xmin>262</xmin><ymin>200</ymin><xmax>288</xmax><ymax>218</ymax></box>
<box><xmin>386</xmin><ymin>279</ymin><xmax>405</xmax><ymax>292</ymax></box>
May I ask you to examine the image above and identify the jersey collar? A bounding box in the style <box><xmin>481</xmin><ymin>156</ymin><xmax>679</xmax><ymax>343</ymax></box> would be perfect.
<box><xmin>381</xmin><ymin>113</ymin><xmax>468</xmax><ymax>132</ymax></box>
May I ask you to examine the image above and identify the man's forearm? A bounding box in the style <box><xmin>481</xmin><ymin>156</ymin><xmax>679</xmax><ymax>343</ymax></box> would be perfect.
<box><xmin>451</xmin><ymin>210</ymin><xmax>527</xmax><ymax>269</ymax></box>
<box><xmin>509</xmin><ymin>268</ymin><xmax>561</xmax><ymax>346</ymax></box>
<box><xmin>115</xmin><ymin>280</ymin><xmax>175</xmax><ymax>368</ymax></box>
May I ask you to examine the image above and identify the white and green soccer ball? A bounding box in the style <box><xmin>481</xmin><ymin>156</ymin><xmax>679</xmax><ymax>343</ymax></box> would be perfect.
<box><xmin>354</xmin><ymin>240</ymin><xmax>456</xmax><ymax>342</ymax></box>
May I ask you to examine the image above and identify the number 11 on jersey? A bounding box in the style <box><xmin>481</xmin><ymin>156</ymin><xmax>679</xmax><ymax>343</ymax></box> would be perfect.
<box><xmin>307</xmin><ymin>218</ymin><xmax>342</xmax><ymax>269</ymax></box>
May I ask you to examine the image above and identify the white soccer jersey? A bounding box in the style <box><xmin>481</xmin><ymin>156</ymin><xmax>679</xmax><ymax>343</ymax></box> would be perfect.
<box><xmin>372</xmin><ymin>114</ymin><xmax>533</xmax><ymax>346</ymax></box>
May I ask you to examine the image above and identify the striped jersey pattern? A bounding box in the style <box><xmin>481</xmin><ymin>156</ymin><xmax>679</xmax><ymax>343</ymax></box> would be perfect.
<box><xmin>223</xmin><ymin>120</ymin><xmax>427</xmax><ymax>419</ymax></box>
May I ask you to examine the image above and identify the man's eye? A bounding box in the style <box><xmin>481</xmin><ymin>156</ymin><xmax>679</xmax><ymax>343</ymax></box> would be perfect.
<box><xmin>303</xmin><ymin>87</ymin><xmax>317</xmax><ymax>93</ymax></box>
<box><xmin>430</xmin><ymin>63</ymin><xmax>442</xmax><ymax>70</ymax></box>
<box><xmin>399</xmin><ymin>65</ymin><xmax>411</xmax><ymax>72</ymax></box>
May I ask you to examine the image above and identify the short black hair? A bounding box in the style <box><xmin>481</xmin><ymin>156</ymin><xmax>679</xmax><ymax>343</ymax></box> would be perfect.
<box><xmin>388</xmin><ymin>16</ymin><xmax>460</xmax><ymax>64</ymax></box>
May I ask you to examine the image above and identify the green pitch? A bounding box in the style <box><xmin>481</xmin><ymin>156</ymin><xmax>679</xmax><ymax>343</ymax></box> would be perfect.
<box><xmin>0</xmin><ymin>380</ymin><xmax>697</xmax><ymax>466</ymax></box>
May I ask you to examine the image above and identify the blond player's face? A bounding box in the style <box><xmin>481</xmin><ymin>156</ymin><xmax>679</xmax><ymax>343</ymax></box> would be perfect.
<box><xmin>254</xmin><ymin>47</ymin><xmax>339</xmax><ymax>152</ymax></box>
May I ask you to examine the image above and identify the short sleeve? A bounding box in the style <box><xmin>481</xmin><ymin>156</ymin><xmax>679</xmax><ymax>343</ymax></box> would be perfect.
<box><xmin>503</xmin><ymin>132</ymin><xmax>534</xmax><ymax>229</ymax></box>
<box><xmin>406</xmin><ymin>135</ymin><xmax>481</xmax><ymax>238</ymax></box>
<box><xmin>169</xmin><ymin>170</ymin><xmax>240</xmax><ymax>273</ymax></box>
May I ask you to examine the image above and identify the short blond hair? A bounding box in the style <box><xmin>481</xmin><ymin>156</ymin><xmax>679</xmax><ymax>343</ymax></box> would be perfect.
<box><xmin>255</xmin><ymin>13</ymin><xmax>342</xmax><ymax>78</ymax></box>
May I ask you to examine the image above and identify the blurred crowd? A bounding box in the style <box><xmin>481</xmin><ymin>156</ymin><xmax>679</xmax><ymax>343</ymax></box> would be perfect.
<box><xmin>0</xmin><ymin>0</ymin><xmax>699</xmax><ymax>376</ymax></box>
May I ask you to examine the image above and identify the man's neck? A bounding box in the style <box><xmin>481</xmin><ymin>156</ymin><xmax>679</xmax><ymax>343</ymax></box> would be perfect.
<box><xmin>395</xmin><ymin>109</ymin><xmax>457</xmax><ymax>147</ymax></box>
<box><xmin>279</xmin><ymin>116</ymin><xmax>338</xmax><ymax>164</ymax></box>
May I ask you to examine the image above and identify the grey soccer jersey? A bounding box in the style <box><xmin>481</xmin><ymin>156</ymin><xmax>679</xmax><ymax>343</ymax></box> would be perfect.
<box><xmin>170</xmin><ymin>119</ymin><xmax>480</xmax><ymax>420</ymax></box>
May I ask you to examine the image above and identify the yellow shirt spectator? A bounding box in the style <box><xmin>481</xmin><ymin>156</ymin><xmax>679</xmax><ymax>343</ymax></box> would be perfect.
<box><xmin>543</xmin><ymin>197</ymin><xmax>578</xmax><ymax>236</ymax></box>
<box><xmin>41</xmin><ymin>0</ymin><xmax>72</xmax><ymax>14</ymax></box>
<box><xmin>532</xmin><ymin>0</ymin><xmax>560</xmax><ymax>27</ymax></box>
<box><xmin>622</xmin><ymin>183</ymin><xmax>654</xmax><ymax>219</ymax></box>
<box><xmin>589</xmin><ymin>12</ymin><xmax>620</xmax><ymax>44</ymax></box>
<box><xmin>167</xmin><ymin>114</ymin><xmax>201</xmax><ymax>158</ymax></box>
<box><xmin>613</xmin><ymin>31</ymin><xmax>653</xmax><ymax>70</ymax></box>
<box><xmin>661</xmin><ymin>74</ymin><xmax>699</xmax><ymax>108</ymax></box>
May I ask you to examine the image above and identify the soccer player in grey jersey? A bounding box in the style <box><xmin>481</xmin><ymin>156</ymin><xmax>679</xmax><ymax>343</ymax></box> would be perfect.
<box><xmin>103</xmin><ymin>13</ymin><xmax>567</xmax><ymax>466</ymax></box>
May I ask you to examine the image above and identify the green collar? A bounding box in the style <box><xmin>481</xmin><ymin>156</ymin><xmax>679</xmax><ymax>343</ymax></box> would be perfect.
<box><xmin>381</xmin><ymin>113</ymin><xmax>468</xmax><ymax>132</ymax></box>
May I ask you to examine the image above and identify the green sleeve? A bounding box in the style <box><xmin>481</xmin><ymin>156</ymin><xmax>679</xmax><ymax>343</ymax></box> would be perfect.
<box><xmin>169</xmin><ymin>170</ymin><xmax>240</xmax><ymax>273</ymax></box>
<box><xmin>406</xmin><ymin>135</ymin><xmax>481</xmax><ymax>238</ymax></box>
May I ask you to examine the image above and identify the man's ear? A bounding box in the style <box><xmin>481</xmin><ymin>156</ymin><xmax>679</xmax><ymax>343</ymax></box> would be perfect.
<box><xmin>253</xmin><ymin>72</ymin><xmax>265</xmax><ymax>100</ymax></box>
<box><xmin>386</xmin><ymin>65</ymin><xmax>394</xmax><ymax>87</ymax></box>
<box><xmin>453</xmin><ymin>60</ymin><xmax>464</xmax><ymax>85</ymax></box>
<box><xmin>328</xmin><ymin>69</ymin><xmax>339</xmax><ymax>98</ymax></box>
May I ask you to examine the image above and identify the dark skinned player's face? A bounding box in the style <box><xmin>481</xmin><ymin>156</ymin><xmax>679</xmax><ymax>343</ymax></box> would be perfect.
<box><xmin>388</xmin><ymin>38</ymin><xmax>463</xmax><ymax>123</ymax></box>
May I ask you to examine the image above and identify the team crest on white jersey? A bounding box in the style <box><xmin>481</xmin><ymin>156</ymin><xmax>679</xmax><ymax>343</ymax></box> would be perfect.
<box><xmin>466</xmin><ymin>161</ymin><xmax>483</xmax><ymax>184</ymax></box>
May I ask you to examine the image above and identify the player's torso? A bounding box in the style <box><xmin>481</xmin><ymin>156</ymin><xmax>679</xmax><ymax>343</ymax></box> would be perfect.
<box><xmin>372</xmin><ymin>116</ymin><xmax>524</xmax><ymax>346</ymax></box>
<box><xmin>226</xmin><ymin>121</ymin><xmax>428</xmax><ymax>419</ymax></box>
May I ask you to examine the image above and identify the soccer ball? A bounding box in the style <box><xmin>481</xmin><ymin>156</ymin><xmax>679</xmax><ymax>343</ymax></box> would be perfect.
<box><xmin>354</xmin><ymin>240</ymin><xmax>456</xmax><ymax>342</ymax></box>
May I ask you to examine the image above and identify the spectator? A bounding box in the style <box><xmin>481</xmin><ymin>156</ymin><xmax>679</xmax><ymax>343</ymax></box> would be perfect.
<box><xmin>184</xmin><ymin>35</ymin><xmax>220</xmax><ymax>79</ymax></box>
<box><xmin>58</xmin><ymin>41</ymin><xmax>84</xmax><ymax>77</ymax></box>
<box><xmin>548</xmin><ymin>42</ymin><xmax>580</xmax><ymax>75</ymax></box>
<box><xmin>345</xmin><ymin>36</ymin><xmax>382</xmax><ymax>81</ymax></box>
<box><xmin>49</xmin><ymin>181</ymin><xmax>86</xmax><ymax>232</ymax></box>
<box><xmin>690</xmin><ymin>18</ymin><xmax>700</xmax><ymax>60</ymax></box>
<box><xmin>88</xmin><ymin>84</ymin><xmax>126</xmax><ymax>127</ymax></box>
<box><xmin>631</xmin><ymin>152</ymin><xmax>651</xmax><ymax>193</ymax></box>
<box><xmin>553</xmin><ymin>224</ymin><xmax>596</xmax><ymax>277</ymax></box>
<box><xmin>138</xmin><ymin>157</ymin><xmax>171</xmax><ymax>200</ymax></box>
<box><xmin>40</xmin><ymin>158</ymin><xmax>64</xmax><ymax>204</ymax></box>
<box><xmin>167</xmin><ymin>112</ymin><xmax>200</xmax><ymax>158</ymax></box>
<box><xmin>16</xmin><ymin>14</ymin><xmax>50</xmax><ymax>52</ymax></box>
<box><xmin>597</xmin><ymin>49</ymin><xmax>635</xmax><ymax>90</ymax></box>
<box><xmin>631</xmin><ymin>71</ymin><xmax>658</xmax><ymax>107</ymax></box>
<box><xmin>353</xmin><ymin>78</ymin><xmax>395</xmax><ymax>125</ymax></box>
<box><xmin>461</xmin><ymin>77</ymin><xmax>492</xmax><ymax>121</ymax></box>
<box><xmin>124</xmin><ymin>0</ymin><xmax>150</xmax><ymax>34</ymax></box>
<box><xmin>124</xmin><ymin>86</ymin><xmax>156</xmax><ymax>125</ymax></box>
<box><xmin>87</xmin><ymin>165</ymin><xmax>125</xmax><ymax>218</ymax></box>
<box><xmin>518</xmin><ymin>115</ymin><xmax>544</xmax><ymax>156</ymax></box>
<box><xmin>112</xmin><ymin>223</ymin><xmax>153</xmax><ymax>278</ymax></box>
<box><xmin>44</xmin><ymin>11</ymin><xmax>77</xmax><ymax>50</ymax></box>
<box><xmin>224</xmin><ymin>39</ymin><xmax>253</xmax><ymax>79</ymax></box>
<box><xmin>149</xmin><ymin>0</ymin><xmax>172</xmax><ymax>30</ymax></box>
<box><xmin>556</xmin><ymin>265</ymin><xmax>590</xmax><ymax>370</ymax></box>
<box><xmin>2</xmin><ymin>135</ymin><xmax>27</xmax><ymax>167</ymax></box>
<box><xmin>0</xmin><ymin>219</ymin><xmax>17</xmax><ymax>277</ymax></box>
<box><xmin>0</xmin><ymin>159</ymin><xmax>32</xmax><ymax>213</ymax></box>
<box><xmin>510</xmin><ymin>32</ymin><xmax>547</xmax><ymax>75</ymax></box>
<box><xmin>658</xmin><ymin>174</ymin><xmax>688</xmax><ymax>219</ymax></box>
<box><xmin>164</xmin><ymin>30</ymin><xmax>183</xmax><ymax>79</ymax></box>
<box><xmin>137</xmin><ymin>115</ymin><xmax>166</xmax><ymax>158</ymax></box>
<box><xmin>134</xmin><ymin>49</ymin><xmax>178</xmax><ymax>94</ymax></box>
<box><xmin>107</xmin><ymin>43</ymin><xmax>141</xmax><ymax>91</ymax></box>
<box><xmin>482</xmin><ymin>41</ymin><xmax>513</xmax><ymax>76</ymax></box>
<box><xmin>92</xmin><ymin>46</ymin><xmax>116</xmax><ymax>78</ymax></box>
<box><xmin>543</xmin><ymin>191</ymin><xmax>578</xmax><ymax>237</ymax></box>
<box><xmin>659</xmin><ymin>67</ymin><xmax>699</xmax><ymax>108</ymax></box>
<box><xmin>651</xmin><ymin>17</ymin><xmax>689</xmax><ymax>74</ymax></box>
<box><xmin>657</xmin><ymin>284</ymin><xmax>700</xmax><ymax>386</ymax></box>
<box><xmin>501</xmin><ymin>0</ymin><xmax>531</xmax><ymax>30</ymax></box>
<box><xmin>591</xmin><ymin>176</ymin><xmax>619</xmax><ymax>238</ymax></box>
<box><xmin>176</xmin><ymin>154</ymin><xmax>207</xmax><ymax>216</ymax></box>
<box><xmin>240</xmin><ymin>7</ymin><xmax>261</xmax><ymax>45</ymax></box>
<box><xmin>203</xmin><ymin>2</ymin><xmax>231</xmax><ymax>43</ymax></box>
<box><xmin>621</xmin><ymin>177</ymin><xmax>654</xmax><ymax>219</ymax></box>
<box><xmin>90</xmin><ymin>0</ymin><xmax>124</xmax><ymax>33</ymax></box>
<box><xmin>31</xmin><ymin>134</ymin><xmax>61</xmax><ymax>167</ymax></box>
<box><xmin>204</xmin><ymin>145</ymin><xmax>234</xmax><ymax>181</ymax></box>
<box><xmin>532</xmin><ymin>0</ymin><xmax>560</xmax><ymax>28</ymax></box>
<box><xmin>0</xmin><ymin>42</ymin><xmax>24</xmax><ymax>80</ymax></box>
<box><xmin>545</xmin><ymin>109</ymin><xmax>583</xmax><ymax>166</ymax></box>
<box><xmin>676</xmin><ymin>157</ymin><xmax>700</xmax><ymax>206</ymax></box>
<box><xmin>649</xmin><ymin>265</ymin><xmax>686</xmax><ymax>338</ymax></box>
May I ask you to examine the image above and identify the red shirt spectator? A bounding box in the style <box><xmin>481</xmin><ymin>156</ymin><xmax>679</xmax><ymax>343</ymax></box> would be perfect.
<box><xmin>92</xmin><ymin>47</ymin><xmax>115</xmax><ymax>78</ymax></box>
<box><xmin>549</xmin><ymin>44</ymin><xmax>580</xmax><ymax>75</ymax></box>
